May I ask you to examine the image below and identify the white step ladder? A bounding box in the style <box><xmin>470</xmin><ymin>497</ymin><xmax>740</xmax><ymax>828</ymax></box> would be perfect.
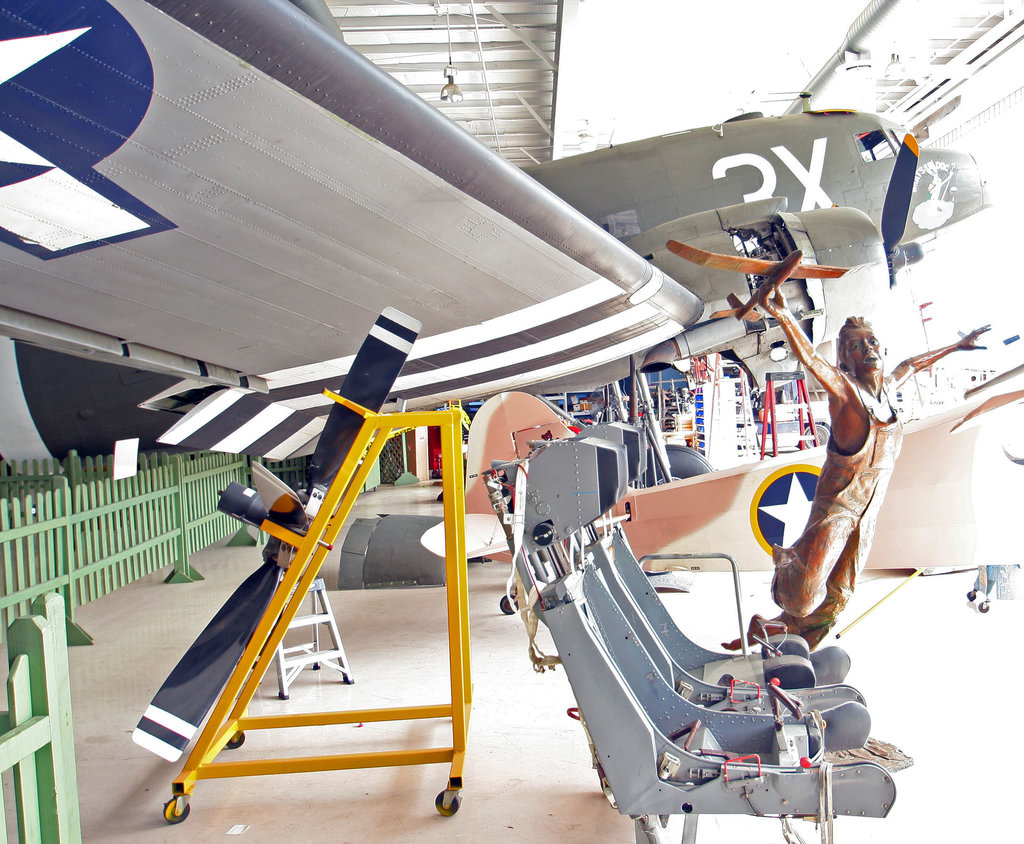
<box><xmin>694</xmin><ymin>354</ymin><xmax>758</xmax><ymax>468</ymax></box>
<box><xmin>274</xmin><ymin>576</ymin><xmax>353</xmax><ymax>699</ymax></box>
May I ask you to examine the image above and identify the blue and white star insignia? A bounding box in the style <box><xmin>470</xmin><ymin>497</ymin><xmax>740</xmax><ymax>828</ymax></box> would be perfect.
<box><xmin>749</xmin><ymin>465</ymin><xmax>821</xmax><ymax>555</ymax></box>
<box><xmin>0</xmin><ymin>1</ymin><xmax>175</xmax><ymax>258</ymax></box>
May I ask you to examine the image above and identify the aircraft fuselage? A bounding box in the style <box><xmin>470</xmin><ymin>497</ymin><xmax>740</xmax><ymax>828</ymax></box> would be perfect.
<box><xmin>528</xmin><ymin>111</ymin><xmax>983</xmax><ymax>249</ymax></box>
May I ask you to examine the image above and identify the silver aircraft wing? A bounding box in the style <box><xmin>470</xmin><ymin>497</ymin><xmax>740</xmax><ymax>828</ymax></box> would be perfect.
<box><xmin>0</xmin><ymin>0</ymin><xmax>702</xmax><ymax>446</ymax></box>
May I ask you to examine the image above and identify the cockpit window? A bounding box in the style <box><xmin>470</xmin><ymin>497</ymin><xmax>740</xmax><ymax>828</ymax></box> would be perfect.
<box><xmin>600</xmin><ymin>208</ymin><xmax>642</xmax><ymax>240</ymax></box>
<box><xmin>855</xmin><ymin>129</ymin><xmax>897</xmax><ymax>162</ymax></box>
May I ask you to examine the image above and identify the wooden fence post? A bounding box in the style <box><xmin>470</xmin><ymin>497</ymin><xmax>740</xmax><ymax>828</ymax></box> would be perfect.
<box><xmin>164</xmin><ymin>453</ymin><xmax>203</xmax><ymax>583</ymax></box>
<box><xmin>5</xmin><ymin>592</ymin><xmax>83</xmax><ymax>843</ymax></box>
<box><xmin>56</xmin><ymin>476</ymin><xmax>92</xmax><ymax>647</ymax></box>
<box><xmin>62</xmin><ymin>451</ymin><xmax>83</xmax><ymax>489</ymax></box>
<box><xmin>61</xmin><ymin>447</ymin><xmax>99</xmax><ymax>639</ymax></box>
<box><xmin>6</xmin><ymin>654</ymin><xmax>42</xmax><ymax>841</ymax></box>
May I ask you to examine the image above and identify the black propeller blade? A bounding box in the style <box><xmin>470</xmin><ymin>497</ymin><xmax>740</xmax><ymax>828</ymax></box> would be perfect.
<box><xmin>133</xmin><ymin>308</ymin><xmax>420</xmax><ymax>762</ymax></box>
<box><xmin>305</xmin><ymin>307</ymin><xmax>420</xmax><ymax>515</ymax></box>
<box><xmin>880</xmin><ymin>133</ymin><xmax>920</xmax><ymax>286</ymax></box>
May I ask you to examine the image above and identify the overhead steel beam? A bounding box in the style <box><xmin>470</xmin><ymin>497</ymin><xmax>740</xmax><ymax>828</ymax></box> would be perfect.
<box><xmin>403</xmin><ymin>80</ymin><xmax>552</xmax><ymax>94</ymax></box>
<box><xmin>333</xmin><ymin>13</ymin><xmax>555</xmax><ymax>31</ymax></box>
<box><xmin>365</xmin><ymin>59</ymin><xmax>554</xmax><ymax>73</ymax></box>
<box><xmin>486</xmin><ymin>5</ymin><xmax>556</xmax><ymax>69</ymax></box>
<box><xmin>328</xmin><ymin>0</ymin><xmax>559</xmax><ymax>5</ymax></box>
<box><xmin>354</xmin><ymin>38</ymin><xmax>554</xmax><ymax>56</ymax></box>
<box><xmin>513</xmin><ymin>91</ymin><xmax>554</xmax><ymax>136</ymax></box>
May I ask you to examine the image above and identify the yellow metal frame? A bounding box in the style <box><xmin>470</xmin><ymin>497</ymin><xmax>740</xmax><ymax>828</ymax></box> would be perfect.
<box><xmin>168</xmin><ymin>395</ymin><xmax>471</xmax><ymax>808</ymax></box>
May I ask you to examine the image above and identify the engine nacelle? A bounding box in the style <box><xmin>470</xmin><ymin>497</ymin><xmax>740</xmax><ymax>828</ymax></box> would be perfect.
<box><xmin>630</xmin><ymin>198</ymin><xmax>891</xmax><ymax>387</ymax></box>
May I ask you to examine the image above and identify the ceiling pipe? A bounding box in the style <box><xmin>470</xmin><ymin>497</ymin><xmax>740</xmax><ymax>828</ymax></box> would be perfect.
<box><xmin>784</xmin><ymin>0</ymin><xmax>905</xmax><ymax>114</ymax></box>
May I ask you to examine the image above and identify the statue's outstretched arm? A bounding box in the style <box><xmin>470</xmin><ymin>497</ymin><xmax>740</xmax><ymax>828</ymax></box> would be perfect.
<box><xmin>891</xmin><ymin>324</ymin><xmax>990</xmax><ymax>387</ymax></box>
<box><xmin>758</xmin><ymin>289</ymin><xmax>847</xmax><ymax>399</ymax></box>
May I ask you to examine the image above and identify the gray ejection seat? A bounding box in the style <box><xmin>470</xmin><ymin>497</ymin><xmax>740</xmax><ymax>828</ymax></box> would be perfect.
<box><xmin>594</xmin><ymin>527</ymin><xmax>862</xmax><ymax>711</ymax></box>
<box><xmin>492</xmin><ymin>435</ymin><xmax>896</xmax><ymax>832</ymax></box>
<box><xmin>571</xmin><ymin>424</ymin><xmax>854</xmax><ymax>696</ymax></box>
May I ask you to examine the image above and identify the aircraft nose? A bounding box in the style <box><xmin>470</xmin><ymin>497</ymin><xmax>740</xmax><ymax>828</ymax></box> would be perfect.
<box><xmin>906</xmin><ymin>148</ymin><xmax>984</xmax><ymax>238</ymax></box>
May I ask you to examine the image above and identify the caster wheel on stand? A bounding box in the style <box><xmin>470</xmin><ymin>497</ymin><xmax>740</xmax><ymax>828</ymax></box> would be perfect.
<box><xmin>435</xmin><ymin>789</ymin><xmax>462</xmax><ymax>816</ymax></box>
<box><xmin>163</xmin><ymin>795</ymin><xmax>190</xmax><ymax>825</ymax></box>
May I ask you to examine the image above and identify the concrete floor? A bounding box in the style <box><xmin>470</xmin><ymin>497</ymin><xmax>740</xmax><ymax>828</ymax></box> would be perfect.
<box><xmin>14</xmin><ymin>481</ymin><xmax>1023</xmax><ymax>843</ymax></box>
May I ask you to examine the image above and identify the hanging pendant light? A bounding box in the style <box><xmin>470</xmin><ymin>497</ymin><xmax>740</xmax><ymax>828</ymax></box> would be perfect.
<box><xmin>440</xmin><ymin>11</ymin><xmax>464</xmax><ymax>103</ymax></box>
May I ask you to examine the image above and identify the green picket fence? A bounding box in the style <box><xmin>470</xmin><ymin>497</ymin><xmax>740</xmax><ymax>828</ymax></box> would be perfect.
<box><xmin>0</xmin><ymin>592</ymin><xmax>81</xmax><ymax>843</ymax></box>
<box><xmin>0</xmin><ymin>451</ymin><xmax>307</xmax><ymax>644</ymax></box>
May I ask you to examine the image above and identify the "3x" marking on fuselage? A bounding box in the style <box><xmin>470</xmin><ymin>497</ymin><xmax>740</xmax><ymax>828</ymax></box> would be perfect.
<box><xmin>712</xmin><ymin>138</ymin><xmax>833</xmax><ymax>211</ymax></box>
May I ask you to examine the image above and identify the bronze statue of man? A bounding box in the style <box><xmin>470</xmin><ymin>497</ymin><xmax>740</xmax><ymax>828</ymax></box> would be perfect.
<box><xmin>732</xmin><ymin>291</ymin><xmax>988</xmax><ymax>648</ymax></box>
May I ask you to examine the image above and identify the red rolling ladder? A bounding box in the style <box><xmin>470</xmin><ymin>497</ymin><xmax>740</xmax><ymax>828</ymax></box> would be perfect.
<box><xmin>759</xmin><ymin>371</ymin><xmax>820</xmax><ymax>459</ymax></box>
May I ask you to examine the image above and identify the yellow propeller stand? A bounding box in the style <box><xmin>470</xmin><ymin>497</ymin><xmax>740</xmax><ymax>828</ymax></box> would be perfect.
<box><xmin>163</xmin><ymin>394</ymin><xmax>471</xmax><ymax>822</ymax></box>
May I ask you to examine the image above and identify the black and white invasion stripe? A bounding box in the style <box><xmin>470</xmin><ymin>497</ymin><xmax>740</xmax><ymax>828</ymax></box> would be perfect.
<box><xmin>157</xmin><ymin>308</ymin><xmax>421</xmax><ymax>458</ymax></box>
<box><xmin>157</xmin><ymin>288</ymin><xmax>680</xmax><ymax>460</ymax></box>
<box><xmin>263</xmin><ymin>280</ymin><xmax>683</xmax><ymax>412</ymax></box>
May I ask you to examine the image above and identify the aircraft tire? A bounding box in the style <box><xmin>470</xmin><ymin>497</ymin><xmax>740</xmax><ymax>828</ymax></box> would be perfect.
<box><xmin>665</xmin><ymin>443</ymin><xmax>714</xmax><ymax>480</ymax></box>
<box><xmin>814</xmin><ymin>422</ymin><xmax>831</xmax><ymax>447</ymax></box>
